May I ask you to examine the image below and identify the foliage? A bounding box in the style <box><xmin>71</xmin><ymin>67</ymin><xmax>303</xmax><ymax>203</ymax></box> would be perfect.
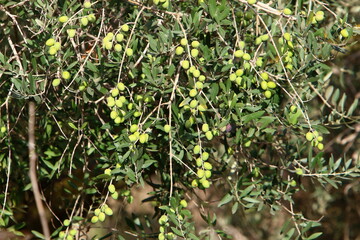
<box><xmin>0</xmin><ymin>0</ymin><xmax>359</xmax><ymax>239</ymax></box>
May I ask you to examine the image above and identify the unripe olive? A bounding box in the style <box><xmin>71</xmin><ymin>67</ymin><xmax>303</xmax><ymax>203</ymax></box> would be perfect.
<box><xmin>114</xmin><ymin>44</ymin><xmax>122</xmax><ymax>52</ymax></box>
<box><xmin>193</xmin><ymin>145</ymin><xmax>201</xmax><ymax>154</ymax></box>
<box><xmin>260</xmin><ymin>81</ymin><xmax>268</xmax><ymax>90</ymax></box>
<box><xmin>110</xmin><ymin>111</ymin><xmax>118</xmax><ymax>119</ymax></box>
<box><xmin>126</xmin><ymin>48</ymin><xmax>133</xmax><ymax>56</ymax></box>
<box><xmin>116</xmin><ymin>33</ymin><xmax>124</xmax><ymax>42</ymax></box>
<box><xmin>191</xmin><ymin>48</ymin><xmax>199</xmax><ymax>57</ymax></box>
<box><xmin>260</xmin><ymin>34</ymin><xmax>269</xmax><ymax>41</ymax></box>
<box><xmin>284</xmin><ymin>32</ymin><xmax>291</xmax><ymax>41</ymax></box>
<box><xmin>189</xmin><ymin>89</ymin><xmax>197</xmax><ymax>97</ymax></box>
<box><xmin>315</xmin><ymin>11</ymin><xmax>324</xmax><ymax>21</ymax></box>
<box><xmin>181</xmin><ymin>60</ymin><xmax>190</xmax><ymax>69</ymax></box>
<box><xmin>260</xmin><ymin>72</ymin><xmax>269</xmax><ymax>80</ymax></box>
<box><xmin>191</xmin><ymin>179</ymin><xmax>198</xmax><ymax>187</ymax></box>
<box><xmin>264</xmin><ymin>90</ymin><xmax>272</xmax><ymax>98</ymax></box>
<box><xmin>189</xmin><ymin>100</ymin><xmax>198</xmax><ymax>108</ymax></box>
<box><xmin>48</xmin><ymin>46</ymin><xmax>57</xmax><ymax>55</ymax></box>
<box><xmin>0</xmin><ymin>126</ymin><xmax>6</xmax><ymax>133</ymax></box>
<box><xmin>201</xmin><ymin>179</ymin><xmax>210</xmax><ymax>188</ymax></box>
<box><xmin>196</xmin><ymin>158</ymin><xmax>202</xmax><ymax>167</ymax></box>
<box><xmin>58</xmin><ymin>16</ymin><xmax>69</xmax><ymax>23</ymax></box>
<box><xmin>46</xmin><ymin>38</ymin><xmax>55</xmax><ymax>46</ymax></box>
<box><xmin>105</xmin><ymin>42</ymin><xmax>113</xmax><ymax>50</ymax></box>
<box><xmin>67</xmin><ymin>29</ymin><xmax>76</xmax><ymax>38</ymax></box>
<box><xmin>267</xmin><ymin>81</ymin><xmax>276</xmax><ymax>89</ymax></box>
<box><xmin>114</xmin><ymin>117</ymin><xmax>122</xmax><ymax>124</ymax></box>
<box><xmin>255</xmin><ymin>37</ymin><xmax>262</xmax><ymax>45</ymax></box>
<box><xmin>197</xmin><ymin>169</ymin><xmax>205</xmax><ymax>178</ymax></box>
<box><xmin>87</xmin><ymin>13</ymin><xmax>96</xmax><ymax>22</ymax></box>
<box><xmin>193</xmin><ymin>69</ymin><xmax>201</xmax><ymax>78</ymax></box>
<box><xmin>98</xmin><ymin>212</ymin><xmax>106</xmax><ymax>222</ymax></box>
<box><xmin>189</xmin><ymin>66</ymin><xmax>196</xmax><ymax>73</ymax></box>
<box><xmin>317</xmin><ymin>143</ymin><xmax>324</xmax><ymax>150</ymax></box>
<box><xmin>108</xmin><ymin>184</ymin><xmax>116</xmax><ymax>193</ymax></box>
<box><xmin>175</xmin><ymin>46</ymin><xmax>184</xmax><ymax>55</ymax></box>
<box><xmin>202</xmin><ymin>151</ymin><xmax>209</xmax><ymax>161</ymax></box>
<box><xmin>83</xmin><ymin>1</ymin><xmax>91</xmax><ymax>8</ymax></box>
<box><xmin>340</xmin><ymin>29</ymin><xmax>349</xmax><ymax>38</ymax></box>
<box><xmin>205</xmin><ymin>170</ymin><xmax>211</xmax><ymax>178</ymax></box>
<box><xmin>205</xmin><ymin>131</ymin><xmax>213</xmax><ymax>140</ymax></box>
<box><xmin>66</xmin><ymin>235</ymin><xmax>73</xmax><ymax>240</ymax></box>
<box><xmin>116</xmin><ymin>82</ymin><xmax>125</xmax><ymax>91</ymax></box>
<box><xmin>111</xmin><ymin>88</ymin><xmax>119</xmax><ymax>97</ymax></box>
<box><xmin>139</xmin><ymin>133</ymin><xmax>149</xmax><ymax>143</ymax></box>
<box><xmin>163</xmin><ymin>124</ymin><xmax>171</xmax><ymax>133</ymax></box>
<box><xmin>317</xmin><ymin>136</ymin><xmax>323</xmax><ymax>142</ymax></box>
<box><xmin>104</xmin><ymin>207</ymin><xmax>113</xmax><ymax>216</ymax></box>
<box><xmin>69</xmin><ymin>229</ymin><xmax>77</xmax><ymax>236</ymax></box>
<box><xmin>111</xmin><ymin>192</ymin><xmax>119</xmax><ymax>199</ymax></box>
<box><xmin>199</xmin><ymin>75</ymin><xmax>206</xmax><ymax>81</ymax></box>
<box><xmin>247</xmin><ymin>0</ymin><xmax>256</xmax><ymax>4</ymax></box>
<box><xmin>158</xmin><ymin>215</ymin><xmax>168</xmax><ymax>225</ymax></box>
<box><xmin>235</xmin><ymin>77</ymin><xmax>242</xmax><ymax>85</ymax></box>
<box><xmin>234</xmin><ymin>50</ymin><xmax>244</xmax><ymax>58</ymax></box>
<box><xmin>203</xmin><ymin>162</ymin><xmax>212</xmax><ymax>170</ymax></box>
<box><xmin>180</xmin><ymin>38</ymin><xmax>188</xmax><ymax>46</ymax></box>
<box><xmin>162</xmin><ymin>0</ymin><xmax>169</xmax><ymax>8</ymax></box>
<box><xmin>305</xmin><ymin>131</ymin><xmax>313</xmax><ymax>141</ymax></box>
<box><xmin>191</xmin><ymin>40</ymin><xmax>200</xmax><ymax>48</ymax></box>
<box><xmin>80</xmin><ymin>17</ymin><xmax>89</xmax><ymax>26</ymax></box>
<box><xmin>158</xmin><ymin>233</ymin><xmax>166</xmax><ymax>240</ymax></box>
<box><xmin>119</xmin><ymin>24</ymin><xmax>129</xmax><ymax>32</ymax></box>
<box><xmin>62</xmin><ymin>71</ymin><xmax>71</xmax><ymax>80</ymax></box>
<box><xmin>290</xmin><ymin>105</ymin><xmax>297</xmax><ymax>113</ymax></box>
<box><xmin>59</xmin><ymin>231</ymin><xmax>65</xmax><ymax>238</ymax></box>
<box><xmin>295</xmin><ymin>168</ymin><xmax>303</xmax><ymax>175</ymax></box>
<box><xmin>283</xmin><ymin>8</ymin><xmax>292</xmax><ymax>15</ymax></box>
<box><xmin>290</xmin><ymin>180</ymin><xmax>297</xmax><ymax>187</ymax></box>
<box><xmin>104</xmin><ymin>168</ymin><xmax>112</xmax><ymax>175</ymax></box>
<box><xmin>202</xmin><ymin>124</ymin><xmax>209</xmax><ymax>132</ymax></box>
<box><xmin>129</xmin><ymin>134</ymin><xmax>137</xmax><ymax>142</ymax></box>
<box><xmin>242</xmin><ymin>53</ymin><xmax>251</xmax><ymax>61</ymax></box>
<box><xmin>195</xmin><ymin>81</ymin><xmax>203</xmax><ymax>89</ymax></box>
<box><xmin>229</xmin><ymin>73</ymin><xmax>236</xmax><ymax>81</ymax></box>
<box><xmin>107</xmin><ymin>97</ymin><xmax>115</xmax><ymax>107</ymax></box>
<box><xmin>94</xmin><ymin>208</ymin><xmax>101</xmax><ymax>216</ymax></box>
<box><xmin>63</xmin><ymin>219</ymin><xmax>71</xmax><ymax>226</ymax></box>
<box><xmin>180</xmin><ymin>199</ymin><xmax>188</xmax><ymax>208</ymax></box>
<box><xmin>130</xmin><ymin>124</ymin><xmax>138</xmax><ymax>133</ymax></box>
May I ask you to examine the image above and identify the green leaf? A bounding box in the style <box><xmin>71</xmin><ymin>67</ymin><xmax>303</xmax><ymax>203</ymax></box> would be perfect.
<box><xmin>86</xmin><ymin>61</ymin><xmax>99</xmax><ymax>72</ymax></box>
<box><xmin>307</xmin><ymin>232</ymin><xmax>323</xmax><ymax>239</ymax></box>
<box><xmin>242</xmin><ymin>111</ymin><xmax>265</xmax><ymax>124</ymax></box>
<box><xmin>218</xmin><ymin>193</ymin><xmax>233</xmax><ymax>207</ymax></box>
<box><xmin>31</xmin><ymin>230</ymin><xmax>45</xmax><ymax>239</ymax></box>
<box><xmin>243</xmin><ymin>197</ymin><xmax>260</xmax><ymax>204</ymax></box>
<box><xmin>68</xmin><ymin>122</ymin><xmax>78</xmax><ymax>130</ymax></box>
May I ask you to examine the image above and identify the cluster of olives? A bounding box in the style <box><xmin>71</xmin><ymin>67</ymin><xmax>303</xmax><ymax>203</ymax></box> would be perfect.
<box><xmin>102</xmin><ymin>24</ymin><xmax>130</xmax><ymax>54</ymax></box>
<box><xmin>190</xmin><ymin>143</ymin><xmax>213</xmax><ymax>189</ymax></box>
<box><xmin>305</xmin><ymin>130</ymin><xmax>324</xmax><ymax>150</ymax></box>
<box><xmin>91</xmin><ymin>203</ymin><xmax>114</xmax><ymax>223</ymax></box>
<box><xmin>58</xmin><ymin>219</ymin><xmax>78</xmax><ymax>240</ymax></box>
<box><xmin>259</xmin><ymin>72</ymin><xmax>277</xmax><ymax>99</ymax></box>
<box><xmin>158</xmin><ymin>215</ymin><xmax>175</xmax><ymax>240</ymax></box>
